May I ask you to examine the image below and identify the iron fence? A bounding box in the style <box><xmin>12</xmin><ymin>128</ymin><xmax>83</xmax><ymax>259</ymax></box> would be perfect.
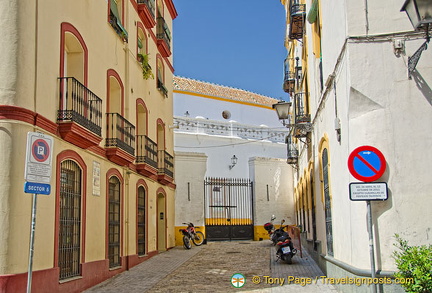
<box><xmin>57</xmin><ymin>77</ymin><xmax>102</xmax><ymax>136</ymax></box>
<box><xmin>105</xmin><ymin>113</ymin><xmax>135</xmax><ymax>155</ymax></box>
<box><xmin>136</xmin><ymin>135</ymin><xmax>158</xmax><ymax>168</ymax></box>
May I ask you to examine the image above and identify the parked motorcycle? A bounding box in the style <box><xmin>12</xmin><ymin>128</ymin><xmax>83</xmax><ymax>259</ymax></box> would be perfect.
<box><xmin>270</xmin><ymin>219</ymin><xmax>288</xmax><ymax>245</ymax></box>
<box><xmin>263</xmin><ymin>215</ymin><xmax>276</xmax><ymax>239</ymax></box>
<box><xmin>179</xmin><ymin>222</ymin><xmax>205</xmax><ymax>249</ymax></box>
<box><xmin>274</xmin><ymin>222</ymin><xmax>297</xmax><ymax>264</ymax></box>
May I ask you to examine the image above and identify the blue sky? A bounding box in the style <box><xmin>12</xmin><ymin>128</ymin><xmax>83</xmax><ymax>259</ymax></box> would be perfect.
<box><xmin>172</xmin><ymin>1</ymin><xmax>288</xmax><ymax>100</ymax></box>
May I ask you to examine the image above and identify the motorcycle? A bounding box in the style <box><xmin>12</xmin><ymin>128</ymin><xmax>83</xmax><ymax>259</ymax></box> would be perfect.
<box><xmin>179</xmin><ymin>222</ymin><xmax>205</xmax><ymax>249</ymax></box>
<box><xmin>274</xmin><ymin>222</ymin><xmax>297</xmax><ymax>264</ymax></box>
<box><xmin>270</xmin><ymin>219</ymin><xmax>288</xmax><ymax>245</ymax></box>
<box><xmin>263</xmin><ymin>215</ymin><xmax>276</xmax><ymax>240</ymax></box>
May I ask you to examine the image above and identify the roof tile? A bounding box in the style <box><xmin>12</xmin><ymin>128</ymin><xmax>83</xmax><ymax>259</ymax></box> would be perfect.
<box><xmin>173</xmin><ymin>76</ymin><xmax>279</xmax><ymax>107</ymax></box>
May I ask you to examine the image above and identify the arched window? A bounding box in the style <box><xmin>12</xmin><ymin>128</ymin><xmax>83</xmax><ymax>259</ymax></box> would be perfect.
<box><xmin>156</xmin><ymin>57</ymin><xmax>167</xmax><ymax>97</ymax></box>
<box><xmin>137</xmin><ymin>185</ymin><xmax>146</xmax><ymax>256</ymax></box>
<box><xmin>109</xmin><ymin>0</ymin><xmax>128</xmax><ymax>41</ymax></box>
<box><xmin>310</xmin><ymin>173</ymin><xmax>317</xmax><ymax>251</ymax></box>
<box><xmin>137</xmin><ymin>26</ymin><xmax>148</xmax><ymax>58</ymax></box>
<box><xmin>59</xmin><ymin>160</ymin><xmax>82</xmax><ymax>280</ymax></box>
<box><xmin>108</xmin><ymin>176</ymin><xmax>121</xmax><ymax>267</ymax></box>
<box><xmin>322</xmin><ymin>148</ymin><xmax>333</xmax><ymax>256</ymax></box>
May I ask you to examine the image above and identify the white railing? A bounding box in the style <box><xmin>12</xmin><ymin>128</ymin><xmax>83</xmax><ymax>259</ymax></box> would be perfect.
<box><xmin>174</xmin><ymin>116</ymin><xmax>288</xmax><ymax>143</ymax></box>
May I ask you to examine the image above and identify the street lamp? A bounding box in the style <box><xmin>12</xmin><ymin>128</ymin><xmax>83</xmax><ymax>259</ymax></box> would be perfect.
<box><xmin>401</xmin><ymin>0</ymin><xmax>432</xmax><ymax>30</ymax></box>
<box><xmin>272</xmin><ymin>100</ymin><xmax>292</xmax><ymax>122</ymax></box>
<box><xmin>229</xmin><ymin>155</ymin><xmax>238</xmax><ymax>170</ymax></box>
<box><xmin>401</xmin><ymin>0</ymin><xmax>432</xmax><ymax>78</ymax></box>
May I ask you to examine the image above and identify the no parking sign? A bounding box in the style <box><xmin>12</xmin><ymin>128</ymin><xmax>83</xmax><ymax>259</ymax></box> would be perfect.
<box><xmin>348</xmin><ymin>146</ymin><xmax>386</xmax><ymax>182</ymax></box>
<box><xmin>24</xmin><ymin>132</ymin><xmax>54</xmax><ymax>194</ymax></box>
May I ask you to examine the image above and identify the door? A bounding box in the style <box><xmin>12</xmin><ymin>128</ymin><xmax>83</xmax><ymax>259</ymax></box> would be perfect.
<box><xmin>204</xmin><ymin>178</ymin><xmax>254</xmax><ymax>241</ymax></box>
<box><xmin>157</xmin><ymin>193</ymin><xmax>166</xmax><ymax>251</ymax></box>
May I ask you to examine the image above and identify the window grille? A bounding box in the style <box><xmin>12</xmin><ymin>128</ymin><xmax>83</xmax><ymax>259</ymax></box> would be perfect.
<box><xmin>137</xmin><ymin>186</ymin><xmax>146</xmax><ymax>256</ymax></box>
<box><xmin>322</xmin><ymin>148</ymin><xmax>334</xmax><ymax>256</ymax></box>
<box><xmin>109</xmin><ymin>177</ymin><xmax>121</xmax><ymax>267</ymax></box>
<box><xmin>59</xmin><ymin>160</ymin><xmax>82</xmax><ymax>280</ymax></box>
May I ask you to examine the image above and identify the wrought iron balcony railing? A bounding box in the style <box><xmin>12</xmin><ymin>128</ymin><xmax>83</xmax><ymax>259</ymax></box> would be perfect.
<box><xmin>57</xmin><ymin>77</ymin><xmax>102</xmax><ymax>136</ymax></box>
<box><xmin>293</xmin><ymin>92</ymin><xmax>312</xmax><ymax>138</ymax></box>
<box><xmin>283</xmin><ymin>71</ymin><xmax>296</xmax><ymax>93</ymax></box>
<box><xmin>158</xmin><ymin>150</ymin><xmax>173</xmax><ymax>178</ymax></box>
<box><xmin>286</xmin><ymin>136</ymin><xmax>299</xmax><ymax>165</ymax></box>
<box><xmin>109</xmin><ymin>8</ymin><xmax>128</xmax><ymax>42</ymax></box>
<box><xmin>156</xmin><ymin>16</ymin><xmax>171</xmax><ymax>51</ymax></box>
<box><xmin>294</xmin><ymin>92</ymin><xmax>310</xmax><ymax>124</ymax></box>
<box><xmin>136</xmin><ymin>135</ymin><xmax>158</xmax><ymax>168</ymax></box>
<box><xmin>105</xmin><ymin>113</ymin><xmax>135</xmax><ymax>155</ymax></box>
<box><xmin>289</xmin><ymin>1</ymin><xmax>306</xmax><ymax>40</ymax></box>
<box><xmin>137</xmin><ymin>0</ymin><xmax>155</xmax><ymax>18</ymax></box>
<box><xmin>157</xmin><ymin>78</ymin><xmax>168</xmax><ymax>97</ymax></box>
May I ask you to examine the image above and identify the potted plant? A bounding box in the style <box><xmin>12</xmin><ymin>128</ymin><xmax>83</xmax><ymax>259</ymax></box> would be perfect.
<box><xmin>137</xmin><ymin>53</ymin><xmax>154</xmax><ymax>80</ymax></box>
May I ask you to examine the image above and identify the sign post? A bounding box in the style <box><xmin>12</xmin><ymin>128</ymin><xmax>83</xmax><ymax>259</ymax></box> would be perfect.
<box><xmin>24</xmin><ymin>132</ymin><xmax>53</xmax><ymax>293</ymax></box>
<box><xmin>348</xmin><ymin>146</ymin><xmax>387</xmax><ymax>293</ymax></box>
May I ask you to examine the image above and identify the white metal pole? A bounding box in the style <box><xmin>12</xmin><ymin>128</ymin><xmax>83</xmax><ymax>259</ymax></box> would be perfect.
<box><xmin>367</xmin><ymin>200</ymin><xmax>377</xmax><ymax>293</ymax></box>
<box><xmin>26</xmin><ymin>193</ymin><xmax>38</xmax><ymax>293</ymax></box>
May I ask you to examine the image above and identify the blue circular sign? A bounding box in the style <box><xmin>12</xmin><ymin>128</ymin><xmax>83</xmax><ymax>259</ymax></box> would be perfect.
<box><xmin>348</xmin><ymin>146</ymin><xmax>386</xmax><ymax>182</ymax></box>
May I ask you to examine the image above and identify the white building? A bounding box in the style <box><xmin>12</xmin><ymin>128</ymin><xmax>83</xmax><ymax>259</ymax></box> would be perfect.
<box><xmin>281</xmin><ymin>0</ymin><xmax>432</xmax><ymax>292</ymax></box>
<box><xmin>172</xmin><ymin>76</ymin><xmax>296</xmax><ymax>244</ymax></box>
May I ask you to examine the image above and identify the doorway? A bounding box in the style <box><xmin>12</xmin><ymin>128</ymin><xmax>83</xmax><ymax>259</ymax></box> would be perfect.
<box><xmin>157</xmin><ymin>193</ymin><xmax>166</xmax><ymax>251</ymax></box>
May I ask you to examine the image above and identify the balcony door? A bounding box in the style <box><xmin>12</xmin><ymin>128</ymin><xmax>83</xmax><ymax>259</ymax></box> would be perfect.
<box><xmin>60</xmin><ymin>24</ymin><xmax>86</xmax><ymax>111</ymax></box>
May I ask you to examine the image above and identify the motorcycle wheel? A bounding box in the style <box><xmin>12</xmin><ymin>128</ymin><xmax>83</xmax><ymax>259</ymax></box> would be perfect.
<box><xmin>192</xmin><ymin>231</ymin><xmax>205</xmax><ymax>246</ymax></box>
<box><xmin>183</xmin><ymin>235</ymin><xmax>192</xmax><ymax>249</ymax></box>
<box><xmin>284</xmin><ymin>254</ymin><xmax>292</xmax><ymax>264</ymax></box>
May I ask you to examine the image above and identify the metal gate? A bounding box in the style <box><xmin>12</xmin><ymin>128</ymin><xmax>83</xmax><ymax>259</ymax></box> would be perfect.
<box><xmin>204</xmin><ymin>177</ymin><xmax>254</xmax><ymax>240</ymax></box>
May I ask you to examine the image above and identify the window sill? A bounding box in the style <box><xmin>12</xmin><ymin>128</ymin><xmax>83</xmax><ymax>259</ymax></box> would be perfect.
<box><xmin>59</xmin><ymin>276</ymin><xmax>83</xmax><ymax>284</ymax></box>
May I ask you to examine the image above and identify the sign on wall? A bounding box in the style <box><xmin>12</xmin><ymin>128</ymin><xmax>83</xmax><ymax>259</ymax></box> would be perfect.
<box><xmin>24</xmin><ymin>132</ymin><xmax>54</xmax><ymax>195</ymax></box>
<box><xmin>349</xmin><ymin>182</ymin><xmax>388</xmax><ymax>201</ymax></box>
<box><xmin>93</xmin><ymin>161</ymin><xmax>101</xmax><ymax>196</ymax></box>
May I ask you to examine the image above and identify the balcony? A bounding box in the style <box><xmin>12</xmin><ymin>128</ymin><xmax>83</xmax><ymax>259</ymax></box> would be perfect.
<box><xmin>137</xmin><ymin>0</ymin><xmax>156</xmax><ymax>28</ymax></box>
<box><xmin>57</xmin><ymin>77</ymin><xmax>103</xmax><ymax>149</ymax></box>
<box><xmin>286</xmin><ymin>136</ymin><xmax>299</xmax><ymax>165</ymax></box>
<box><xmin>157</xmin><ymin>150</ymin><xmax>174</xmax><ymax>184</ymax></box>
<box><xmin>109</xmin><ymin>5</ymin><xmax>128</xmax><ymax>42</ymax></box>
<box><xmin>157</xmin><ymin>78</ymin><xmax>168</xmax><ymax>97</ymax></box>
<box><xmin>289</xmin><ymin>2</ymin><xmax>306</xmax><ymax>40</ymax></box>
<box><xmin>283</xmin><ymin>71</ymin><xmax>296</xmax><ymax>94</ymax></box>
<box><xmin>156</xmin><ymin>16</ymin><xmax>171</xmax><ymax>57</ymax></box>
<box><xmin>293</xmin><ymin>92</ymin><xmax>312</xmax><ymax>138</ymax></box>
<box><xmin>136</xmin><ymin>135</ymin><xmax>158</xmax><ymax>177</ymax></box>
<box><xmin>105</xmin><ymin>113</ymin><xmax>135</xmax><ymax>165</ymax></box>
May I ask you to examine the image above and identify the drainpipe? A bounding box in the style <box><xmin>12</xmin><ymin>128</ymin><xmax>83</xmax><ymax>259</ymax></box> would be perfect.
<box><xmin>123</xmin><ymin>2</ymin><xmax>131</xmax><ymax>271</ymax></box>
<box><xmin>124</xmin><ymin>168</ymin><xmax>131</xmax><ymax>270</ymax></box>
<box><xmin>364</xmin><ymin>0</ymin><xmax>369</xmax><ymax>35</ymax></box>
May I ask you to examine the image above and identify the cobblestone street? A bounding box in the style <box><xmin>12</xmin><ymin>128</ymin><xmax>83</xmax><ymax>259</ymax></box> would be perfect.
<box><xmin>85</xmin><ymin>241</ymin><xmax>338</xmax><ymax>293</ymax></box>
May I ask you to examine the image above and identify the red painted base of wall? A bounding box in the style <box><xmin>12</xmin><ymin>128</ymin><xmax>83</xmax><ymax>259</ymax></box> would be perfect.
<box><xmin>0</xmin><ymin>251</ymin><xmax>160</xmax><ymax>293</ymax></box>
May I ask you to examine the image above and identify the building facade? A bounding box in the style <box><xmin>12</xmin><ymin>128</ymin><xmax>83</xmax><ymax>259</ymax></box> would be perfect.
<box><xmin>0</xmin><ymin>1</ymin><xmax>177</xmax><ymax>292</ymax></box>
<box><xmin>173</xmin><ymin>76</ymin><xmax>296</xmax><ymax>244</ymax></box>
<box><xmin>280</xmin><ymin>0</ymin><xmax>432</xmax><ymax>292</ymax></box>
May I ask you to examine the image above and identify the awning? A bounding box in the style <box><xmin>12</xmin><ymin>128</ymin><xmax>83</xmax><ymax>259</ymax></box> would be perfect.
<box><xmin>307</xmin><ymin>0</ymin><xmax>319</xmax><ymax>24</ymax></box>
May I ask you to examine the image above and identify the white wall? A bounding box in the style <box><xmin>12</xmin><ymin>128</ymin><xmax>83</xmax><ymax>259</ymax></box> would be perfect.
<box><xmin>175</xmin><ymin>132</ymin><xmax>287</xmax><ymax>178</ymax></box>
<box><xmin>249</xmin><ymin>157</ymin><xmax>295</xmax><ymax>227</ymax></box>
<box><xmin>174</xmin><ymin>152</ymin><xmax>207</xmax><ymax>227</ymax></box>
<box><xmin>174</xmin><ymin>91</ymin><xmax>284</xmax><ymax>127</ymax></box>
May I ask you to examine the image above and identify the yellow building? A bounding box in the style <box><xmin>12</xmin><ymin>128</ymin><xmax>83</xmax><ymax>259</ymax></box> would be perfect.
<box><xmin>0</xmin><ymin>0</ymin><xmax>177</xmax><ymax>291</ymax></box>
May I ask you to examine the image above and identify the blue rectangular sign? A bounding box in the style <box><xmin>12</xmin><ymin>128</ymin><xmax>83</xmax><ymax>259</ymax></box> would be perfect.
<box><xmin>24</xmin><ymin>182</ymin><xmax>51</xmax><ymax>195</ymax></box>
